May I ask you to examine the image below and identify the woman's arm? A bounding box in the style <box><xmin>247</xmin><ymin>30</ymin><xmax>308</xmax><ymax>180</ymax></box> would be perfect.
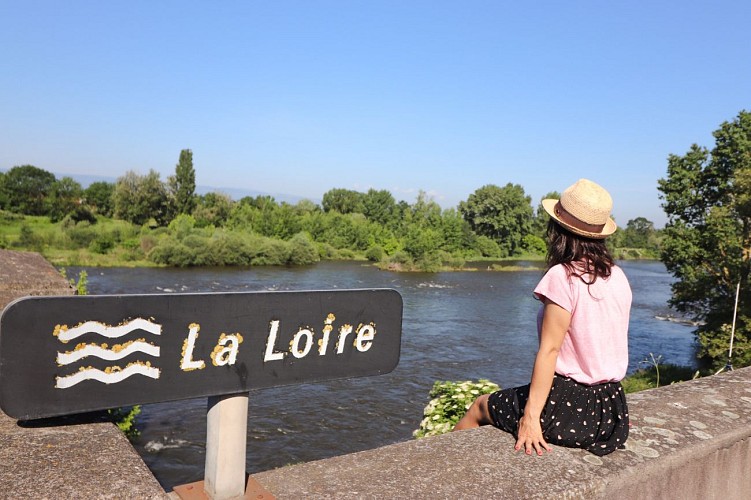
<box><xmin>515</xmin><ymin>298</ymin><xmax>571</xmax><ymax>455</ymax></box>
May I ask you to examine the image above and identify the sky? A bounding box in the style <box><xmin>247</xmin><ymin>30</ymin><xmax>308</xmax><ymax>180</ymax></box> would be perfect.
<box><xmin>2</xmin><ymin>1</ymin><xmax>750</xmax><ymax>228</ymax></box>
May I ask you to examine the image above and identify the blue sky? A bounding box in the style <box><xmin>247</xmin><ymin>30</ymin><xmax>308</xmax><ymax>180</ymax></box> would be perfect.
<box><xmin>2</xmin><ymin>1</ymin><xmax>749</xmax><ymax>227</ymax></box>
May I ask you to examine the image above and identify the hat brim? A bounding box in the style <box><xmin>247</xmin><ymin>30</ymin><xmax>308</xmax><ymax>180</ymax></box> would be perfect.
<box><xmin>542</xmin><ymin>199</ymin><xmax>617</xmax><ymax>239</ymax></box>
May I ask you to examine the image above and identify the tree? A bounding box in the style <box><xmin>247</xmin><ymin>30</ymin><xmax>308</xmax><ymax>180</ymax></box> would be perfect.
<box><xmin>84</xmin><ymin>181</ymin><xmax>115</xmax><ymax>217</ymax></box>
<box><xmin>321</xmin><ymin>188</ymin><xmax>363</xmax><ymax>214</ymax></box>
<box><xmin>531</xmin><ymin>191</ymin><xmax>560</xmax><ymax>238</ymax></box>
<box><xmin>113</xmin><ymin>170</ymin><xmax>170</xmax><ymax>226</ymax></box>
<box><xmin>47</xmin><ymin>176</ymin><xmax>84</xmax><ymax>222</ymax></box>
<box><xmin>657</xmin><ymin>110</ymin><xmax>751</xmax><ymax>369</ymax></box>
<box><xmin>361</xmin><ymin>188</ymin><xmax>396</xmax><ymax>226</ymax></box>
<box><xmin>459</xmin><ymin>183</ymin><xmax>533</xmax><ymax>257</ymax></box>
<box><xmin>192</xmin><ymin>192</ymin><xmax>233</xmax><ymax>228</ymax></box>
<box><xmin>622</xmin><ymin>217</ymin><xmax>655</xmax><ymax>249</ymax></box>
<box><xmin>1</xmin><ymin>165</ymin><xmax>57</xmax><ymax>215</ymax></box>
<box><xmin>170</xmin><ymin>149</ymin><xmax>197</xmax><ymax>215</ymax></box>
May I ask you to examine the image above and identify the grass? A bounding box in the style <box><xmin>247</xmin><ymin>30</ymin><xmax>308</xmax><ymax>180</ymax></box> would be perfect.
<box><xmin>621</xmin><ymin>363</ymin><xmax>702</xmax><ymax>393</ymax></box>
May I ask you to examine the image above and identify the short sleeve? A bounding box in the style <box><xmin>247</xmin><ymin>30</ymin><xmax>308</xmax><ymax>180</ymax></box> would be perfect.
<box><xmin>533</xmin><ymin>265</ymin><xmax>574</xmax><ymax>313</ymax></box>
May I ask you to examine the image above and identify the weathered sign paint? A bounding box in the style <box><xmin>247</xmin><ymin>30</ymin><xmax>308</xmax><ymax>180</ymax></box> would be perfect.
<box><xmin>0</xmin><ymin>289</ymin><xmax>402</xmax><ymax>419</ymax></box>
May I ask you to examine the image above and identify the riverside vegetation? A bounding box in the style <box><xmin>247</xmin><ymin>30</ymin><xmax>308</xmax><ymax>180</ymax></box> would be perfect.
<box><xmin>0</xmin><ymin>153</ymin><xmax>661</xmax><ymax>272</ymax></box>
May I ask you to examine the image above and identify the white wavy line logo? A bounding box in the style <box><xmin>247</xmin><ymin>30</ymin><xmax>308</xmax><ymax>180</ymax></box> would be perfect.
<box><xmin>55</xmin><ymin>363</ymin><xmax>161</xmax><ymax>389</ymax></box>
<box><xmin>55</xmin><ymin>318</ymin><xmax>162</xmax><ymax>342</ymax></box>
<box><xmin>56</xmin><ymin>341</ymin><xmax>161</xmax><ymax>365</ymax></box>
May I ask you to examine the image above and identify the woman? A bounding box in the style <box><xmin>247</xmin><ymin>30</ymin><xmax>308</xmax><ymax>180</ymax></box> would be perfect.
<box><xmin>454</xmin><ymin>178</ymin><xmax>631</xmax><ymax>457</ymax></box>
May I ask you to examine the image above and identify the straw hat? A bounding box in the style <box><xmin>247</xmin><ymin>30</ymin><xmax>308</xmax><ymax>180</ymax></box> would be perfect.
<box><xmin>541</xmin><ymin>179</ymin><xmax>617</xmax><ymax>239</ymax></box>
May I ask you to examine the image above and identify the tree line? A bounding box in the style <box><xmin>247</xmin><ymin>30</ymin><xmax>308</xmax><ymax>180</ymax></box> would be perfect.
<box><xmin>0</xmin><ymin>150</ymin><xmax>660</xmax><ymax>271</ymax></box>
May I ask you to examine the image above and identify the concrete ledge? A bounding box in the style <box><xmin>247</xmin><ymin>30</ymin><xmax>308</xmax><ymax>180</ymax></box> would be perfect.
<box><xmin>0</xmin><ymin>250</ymin><xmax>168</xmax><ymax>499</ymax></box>
<box><xmin>254</xmin><ymin>367</ymin><xmax>751</xmax><ymax>499</ymax></box>
<box><xmin>0</xmin><ymin>411</ymin><xmax>168</xmax><ymax>499</ymax></box>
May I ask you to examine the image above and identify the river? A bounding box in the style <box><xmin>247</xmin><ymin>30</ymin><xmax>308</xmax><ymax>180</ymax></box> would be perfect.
<box><xmin>68</xmin><ymin>260</ymin><xmax>696</xmax><ymax>490</ymax></box>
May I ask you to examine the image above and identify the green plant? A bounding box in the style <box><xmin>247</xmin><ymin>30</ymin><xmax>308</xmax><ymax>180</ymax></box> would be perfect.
<box><xmin>621</xmin><ymin>363</ymin><xmax>700</xmax><ymax>393</ymax></box>
<box><xmin>414</xmin><ymin>379</ymin><xmax>500</xmax><ymax>439</ymax></box>
<box><xmin>107</xmin><ymin>405</ymin><xmax>142</xmax><ymax>440</ymax></box>
<box><xmin>58</xmin><ymin>267</ymin><xmax>88</xmax><ymax>295</ymax></box>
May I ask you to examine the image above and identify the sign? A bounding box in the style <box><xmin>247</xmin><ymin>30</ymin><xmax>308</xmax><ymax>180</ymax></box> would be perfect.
<box><xmin>0</xmin><ymin>289</ymin><xmax>402</xmax><ymax>420</ymax></box>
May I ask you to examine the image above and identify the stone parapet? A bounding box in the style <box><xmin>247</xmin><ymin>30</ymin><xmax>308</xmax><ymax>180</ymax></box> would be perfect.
<box><xmin>254</xmin><ymin>366</ymin><xmax>751</xmax><ymax>499</ymax></box>
<box><xmin>0</xmin><ymin>250</ymin><xmax>168</xmax><ymax>499</ymax></box>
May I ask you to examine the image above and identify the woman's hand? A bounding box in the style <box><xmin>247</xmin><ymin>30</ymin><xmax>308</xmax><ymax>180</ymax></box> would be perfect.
<box><xmin>515</xmin><ymin>413</ymin><xmax>551</xmax><ymax>456</ymax></box>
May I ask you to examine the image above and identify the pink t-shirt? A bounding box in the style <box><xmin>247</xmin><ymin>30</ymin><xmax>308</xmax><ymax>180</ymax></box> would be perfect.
<box><xmin>534</xmin><ymin>263</ymin><xmax>631</xmax><ymax>385</ymax></box>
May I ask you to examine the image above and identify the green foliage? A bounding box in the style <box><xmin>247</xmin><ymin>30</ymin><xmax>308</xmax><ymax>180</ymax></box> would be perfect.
<box><xmin>459</xmin><ymin>183</ymin><xmax>534</xmax><ymax>257</ymax></box>
<box><xmin>108</xmin><ymin>406</ymin><xmax>141</xmax><ymax>440</ymax></box>
<box><xmin>47</xmin><ymin>177</ymin><xmax>84</xmax><ymax>222</ymax></box>
<box><xmin>65</xmin><ymin>221</ymin><xmax>97</xmax><ymax>249</ymax></box>
<box><xmin>84</xmin><ymin>181</ymin><xmax>115</xmax><ymax>217</ymax></box>
<box><xmin>89</xmin><ymin>233</ymin><xmax>115</xmax><ymax>254</ymax></box>
<box><xmin>18</xmin><ymin>224</ymin><xmax>43</xmax><ymax>249</ymax></box>
<box><xmin>193</xmin><ymin>192</ymin><xmax>232</xmax><ymax>228</ymax></box>
<box><xmin>365</xmin><ymin>245</ymin><xmax>385</xmax><ymax>262</ymax></box>
<box><xmin>621</xmin><ymin>364</ymin><xmax>699</xmax><ymax>393</ymax></box>
<box><xmin>521</xmin><ymin>234</ymin><xmax>546</xmax><ymax>255</ymax></box>
<box><xmin>474</xmin><ymin>235</ymin><xmax>502</xmax><ymax>258</ymax></box>
<box><xmin>113</xmin><ymin>170</ymin><xmax>171</xmax><ymax>226</ymax></box>
<box><xmin>1</xmin><ymin>165</ymin><xmax>57</xmax><ymax>215</ymax></box>
<box><xmin>171</xmin><ymin>149</ymin><xmax>197</xmax><ymax>215</ymax></box>
<box><xmin>657</xmin><ymin>110</ymin><xmax>751</xmax><ymax>369</ymax></box>
<box><xmin>59</xmin><ymin>267</ymin><xmax>88</xmax><ymax>296</ymax></box>
<box><xmin>361</xmin><ymin>188</ymin><xmax>396</xmax><ymax>225</ymax></box>
<box><xmin>0</xmin><ymin>156</ymin><xmax>662</xmax><ymax>271</ymax></box>
<box><xmin>413</xmin><ymin>379</ymin><xmax>500</xmax><ymax>439</ymax></box>
<box><xmin>288</xmin><ymin>232</ymin><xmax>319</xmax><ymax>265</ymax></box>
<box><xmin>321</xmin><ymin>188</ymin><xmax>364</xmax><ymax>214</ymax></box>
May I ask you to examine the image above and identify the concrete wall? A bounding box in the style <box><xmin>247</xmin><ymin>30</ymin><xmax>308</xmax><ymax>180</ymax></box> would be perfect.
<box><xmin>0</xmin><ymin>250</ymin><xmax>168</xmax><ymax>499</ymax></box>
<box><xmin>253</xmin><ymin>365</ymin><xmax>751</xmax><ymax>499</ymax></box>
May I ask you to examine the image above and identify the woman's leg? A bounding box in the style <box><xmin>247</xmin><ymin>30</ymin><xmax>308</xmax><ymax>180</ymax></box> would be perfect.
<box><xmin>453</xmin><ymin>394</ymin><xmax>493</xmax><ymax>430</ymax></box>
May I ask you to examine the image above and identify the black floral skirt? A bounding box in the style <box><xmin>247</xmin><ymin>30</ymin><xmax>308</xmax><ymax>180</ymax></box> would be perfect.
<box><xmin>486</xmin><ymin>374</ymin><xmax>629</xmax><ymax>456</ymax></box>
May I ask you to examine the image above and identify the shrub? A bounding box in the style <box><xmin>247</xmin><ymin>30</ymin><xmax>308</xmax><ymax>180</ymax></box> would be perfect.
<box><xmin>475</xmin><ymin>235</ymin><xmax>502</xmax><ymax>258</ymax></box>
<box><xmin>522</xmin><ymin>234</ymin><xmax>546</xmax><ymax>255</ymax></box>
<box><xmin>252</xmin><ymin>239</ymin><xmax>290</xmax><ymax>266</ymax></box>
<box><xmin>414</xmin><ymin>379</ymin><xmax>500</xmax><ymax>439</ymax></box>
<box><xmin>389</xmin><ymin>250</ymin><xmax>411</xmax><ymax>265</ymax></box>
<box><xmin>66</xmin><ymin>222</ymin><xmax>97</xmax><ymax>248</ymax></box>
<box><xmin>365</xmin><ymin>245</ymin><xmax>384</xmax><ymax>262</ymax></box>
<box><xmin>207</xmin><ymin>233</ymin><xmax>254</xmax><ymax>266</ymax></box>
<box><xmin>148</xmin><ymin>240</ymin><xmax>194</xmax><ymax>266</ymax></box>
<box><xmin>288</xmin><ymin>232</ymin><xmax>319</xmax><ymax>265</ymax></box>
<box><xmin>89</xmin><ymin>233</ymin><xmax>115</xmax><ymax>254</ymax></box>
<box><xmin>316</xmin><ymin>242</ymin><xmax>339</xmax><ymax>260</ymax></box>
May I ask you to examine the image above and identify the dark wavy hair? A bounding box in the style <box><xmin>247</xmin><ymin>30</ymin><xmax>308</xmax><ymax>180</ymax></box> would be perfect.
<box><xmin>546</xmin><ymin>219</ymin><xmax>614</xmax><ymax>285</ymax></box>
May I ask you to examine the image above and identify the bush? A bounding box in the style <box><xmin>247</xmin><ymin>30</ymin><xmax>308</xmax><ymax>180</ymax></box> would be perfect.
<box><xmin>475</xmin><ymin>235</ymin><xmax>502</xmax><ymax>258</ymax></box>
<box><xmin>66</xmin><ymin>222</ymin><xmax>97</xmax><ymax>249</ymax></box>
<box><xmin>365</xmin><ymin>245</ymin><xmax>385</xmax><ymax>262</ymax></box>
<box><xmin>316</xmin><ymin>242</ymin><xmax>339</xmax><ymax>260</ymax></box>
<box><xmin>414</xmin><ymin>379</ymin><xmax>500</xmax><ymax>439</ymax></box>
<box><xmin>148</xmin><ymin>240</ymin><xmax>194</xmax><ymax>266</ymax></box>
<box><xmin>522</xmin><ymin>234</ymin><xmax>546</xmax><ymax>255</ymax></box>
<box><xmin>207</xmin><ymin>233</ymin><xmax>254</xmax><ymax>266</ymax></box>
<box><xmin>252</xmin><ymin>239</ymin><xmax>290</xmax><ymax>266</ymax></box>
<box><xmin>389</xmin><ymin>250</ymin><xmax>411</xmax><ymax>265</ymax></box>
<box><xmin>89</xmin><ymin>235</ymin><xmax>114</xmax><ymax>254</ymax></box>
<box><xmin>288</xmin><ymin>232</ymin><xmax>319</xmax><ymax>265</ymax></box>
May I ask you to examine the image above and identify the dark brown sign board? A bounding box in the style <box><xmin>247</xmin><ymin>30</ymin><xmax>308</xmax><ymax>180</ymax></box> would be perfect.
<box><xmin>0</xmin><ymin>289</ymin><xmax>402</xmax><ymax>420</ymax></box>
